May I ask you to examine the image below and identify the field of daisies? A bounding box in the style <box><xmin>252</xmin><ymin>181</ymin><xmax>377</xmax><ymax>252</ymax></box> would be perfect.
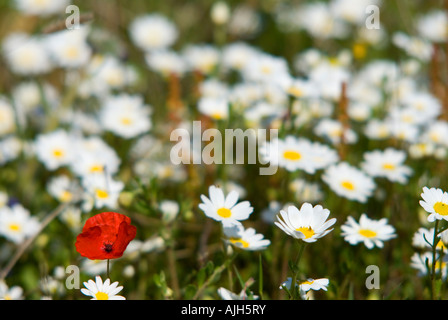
<box><xmin>0</xmin><ymin>0</ymin><xmax>448</xmax><ymax>301</ymax></box>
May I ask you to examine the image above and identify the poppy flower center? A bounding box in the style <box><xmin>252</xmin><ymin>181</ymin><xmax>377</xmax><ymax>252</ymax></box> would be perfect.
<box><xmin>434</xmin><ymin>202</ymin><xmax>448</xmax><ymax>216</ymax></box>
<box><xmin>103</xmin><ymin>243</ymin><xmax>113</xmax><ymax>253</ymax></box>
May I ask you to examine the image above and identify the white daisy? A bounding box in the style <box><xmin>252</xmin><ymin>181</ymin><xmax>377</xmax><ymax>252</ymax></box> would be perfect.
<box><xmin>81</xmin><ymin>276</ymin><xmax>125</xmax><ymax>300</ymax></box>
<box><xmin>129</xmin><ymin>14</ymin><xmax>178</xmax><ymax>52</ymax></box>
<box><xmin>417</xmin><ymin>10</ymin><xmax>448</xmax><ymax>43</ymax></box>
<box><xmin>314</xmin><ymin>118</ymin><xmax>357</xmax><ymax>145</ymax></box>
<box><xmin>341</xmin><ymin>214</ymin><xmax>396</xmax><ymax>249</ymax></box>
<box><xmin>183</xmin><ymin>44</ymin><xmax>221</xmax><ymax>75</ymax></box>
<box><xmin>260</xmin><ymin>136</ymin><xmax>338</xmax><ymax>174</ymax></box>
<box><xmin>275</xmin><ymin>203</ymin><xmax>336</xmax><ymax>242</ymax></box>
<box><xmin>47</xmin><ymin>175</ymin><xmax>81</xmax><ymax>203</ymax></box>
<box><xmin>197</xmin><ymin>96</ymin><xmax>229</xmax><ymax>121</ymax></box>
<box><xmin>0</xmin><ymin>281</ymin><xmax>24</xmax><ymax>300</ymax></box>
<box><xmin>411</xmin><ymin>252</ymin><xmax>448</xmax><ymax>280</ymax></box>
<box><xmin>280</xmin><ymin>277</ymin><xmax>329</xmax><ymax>299</ymax></box>
<box><xmin>223</xmin><ymin>224</ymin><xmax>271</xmax><ymax>251</ymax></box>
<box><xmin>289</xmin><ymin>179</ymin><xmax>324</xmax><ymax>204</ymax></box>
<box><xmin>2</xmin><ymin>33</ymin><xmax>52</xmax><ymax>75</ymax></box>
<box><xmin>34</xmin><ymin>129</ymin><xmax>75</xmax><ymax>171</ymax></box>
<box><xmin>159</xmin><ymin>200</ymin><xmax>180</xmax><ymax>223</ymax></box>
<box><xmin>217</xmin><ymin>287</ymin><xmax>259</xmax><ymax>300</ymax></box>
<box><xmin>419</xmin><ymin>187</ymin><xmax>448</xmax><ymax>222</ymax></box>
<box><xmin>298</xmin><ymin>278</ymin><xmax>329</xmax><ymax>293</ymax></box>
<box><xmin>241</xmin><ymin>52</ymin><xmax>289</xmax><ymax>84</ymax></box>
<box><xmin>145</xmin><ymin>49</ymin><xmax>187</xmax><ymax>77</ymax></box>
<box><xmin>422</xmin><ymin>120</ymin><xmax>448</xmax><ymax>147</ymax></box>
<box><xmin>0</xmin><ymin>97</ymin><xmax>16</xmax><ymax>137</ymax></box>
<box><xmin>100</xmin><ymin>94</ymin><xmax>152</xmax><ymax>139</ymax></box>
<box><xmin>322</xmin><ymin>162</ymin><xmax>376</xmax><ymax>203</ymax></box>
<box><xmin>364</xmin><ymin>119</ymin><xmax>391</xmax><ymax>140</ymax></box>
<box><xmin>0</xmin><ymin>204</ymin><xmax>40</xmax><ymax>244</ymax></box>
<box><xmin>83</xmin><ymin>55</ymin><xmax>135</xmax><ymax>95</ymax></box>
<box><xmin>361</xmin><ymin>148</ymin><xmax>413</xmax><ymax>184</ymax></box>
<box><xmin>45</xmin><ymin>26</ymin><xmax>92</xmax><ymax>69</ymax></box>
<box><xmin>412</xmin><ymin>227</ymin><xmax>448</xmax><ymax>252</ymax></box>
<box><xmin>70</xmin><ymin>136</ymin><xmax>121</xmax><ymax>178</ymax></box>
<box><xmin>14</xmin><ymin>0</ymin><xmax>70</xmax><ymax>16</ymax></box>
<box><xmin>199</xmin><ymin>185</ymin><xmax>253</xmax><ymax>226</ymax></box>
<box><xmin>81</xmin><ymin>173</ymin><xmax>124</xmax><ymax>210</ymax></box>
<box><xmin>221</xmin><ymin>42</ymin><xmax>259</xmax><ymax>72</ymax></box>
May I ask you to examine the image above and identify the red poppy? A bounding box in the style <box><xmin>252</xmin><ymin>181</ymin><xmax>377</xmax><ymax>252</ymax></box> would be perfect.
<box><xmin>75</xmin><ymin>212</ymin><xmax>137</xmax><ymax>260</ymax></box>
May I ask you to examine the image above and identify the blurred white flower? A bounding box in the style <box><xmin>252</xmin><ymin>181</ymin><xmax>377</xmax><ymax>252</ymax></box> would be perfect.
<box><xmin>322</xmin><ymin>162</ymin><xmax>376</xmax><ymax>203</ymax></box>
<box><xmin>100</xmin><ymin>94</ymin><xmax>152</xmax><ymax>139</ymax></box>
<box><xmin>2</xmin><ymin>33</ymin><xmax>52</xmax><ymax>75</ymax></box>
<box><xmin>341</xmin><ymin>214</ymin><xmax>396</xmax><ymax>249</ymax></box>
<box><xmin>0</xmin><ymin>204</ymin><xmax>40</xmax><ymax>244</ymax></box>
<box><xmin>14</xmin><ymin>0</ymin><xmax>70</xmax><ymax>16</ymax></box>
<box><xmin>129</xmin><ymin>14</ymin><xmax>178</xmax><ymax>52</ymax></box>
<box><xmin>34</xmin><ymin>130</ymin><xmax>75</xmax><ymax>170</ymax></box>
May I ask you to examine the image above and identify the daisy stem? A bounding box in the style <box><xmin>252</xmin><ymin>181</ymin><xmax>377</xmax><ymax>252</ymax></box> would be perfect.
<box><xmin>290</xmin><ymin>241</ymin><xmax>306</xmax><ymax>300</ymax></box>
<box><xmin>431</xmin><ymin>220</ymin><xmax>440</xmax><ymax>299</ymax></box>
<box><xmin>0</xmin><ymin>202</ymin><xmax>68</xmax><ymax>281</ymax></box>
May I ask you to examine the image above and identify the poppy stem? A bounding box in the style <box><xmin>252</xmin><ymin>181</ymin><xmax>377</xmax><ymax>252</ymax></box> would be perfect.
<box><xmin>107</xmin><ymin>259</ymin><xmax>110</xmax><ymax>280</ymax></box>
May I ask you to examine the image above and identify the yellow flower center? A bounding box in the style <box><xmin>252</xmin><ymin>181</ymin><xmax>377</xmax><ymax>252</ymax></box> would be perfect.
<box><xmin>352</xmin><ymin>43</ymin><xmax>367</xmax><ymax>60</ymax></box>
<box><xmin>434</xmin><ymin>202</ymin><xmax>448</xmax><ymax>216</ymax></box>
<box><xmin>211</xmin><ymin>112</ymin><xmax>224</xmax><ymax>120</ymax></box>
<box><xmin>382</xmin><ymin>163</ymin><xmax>395</xmax><ymax>170</ymax></box>
<box><xmin>296</xmin><ymin>226</ymin><xmax>315</xmax><ymax>239</ymax></box>
<box><xmin>341</xmin><ymin>181</ymin><xmax>355</xmax><ymax>191</ymax></box>
<box><xmin>288</xmin><ymin>87</ymin><xmax>303</xmax><ymax>97</ymax></box>
<box><xmin>283</xmin><ymin>150</ymin><xmax>302</xmax><ymax>161</ymax></box>
<box><xmin>436</xmin><ymin>240</ymin><xmax>446</xmax><ymax>251</ymax></box>
<box><xmin>261</xmin><ymin>66</ymin><xmax>272</xmax><ymax>74</ymax></box>
<box><xmin>95</xmin><ymin>189</ymin><xmax>109</xmax><ymax>199</ymax></box>
<box><xmin>8</xmin><ymin>223</ymin><xmax>21</xmax><ymax>232</ymax></box>
<box><xmin>121</xmin><ymin>117</ymin><xmax>132</xmax><ymax>125</ymax></box>
<box><xmin>301</xmin><ymin>280</ymin><xmax>315</xmax><ymax>286</ymax></box>
<box><xmin>65</xmin><ymin>46</ymin><xmax>79</xmax><ymax>59</ymax></box>
<box><xmin>359</xmin><ymin>229</ymin><xmax>377</xmax><ymax>238</ymax></box>
<box><xmin>60</xmin><ymin>190</ymin><xmax>73</xmax><ymax>202</ymax></box>
<box><xmin>229</xmin><ymin>238</ymin><xmax>250</xmax><ymax>248</ymax></box>
<box><xmin>89</xmin><ymin>165</ymin><xmax>104</xmax><ymax>173</ymax></box>
<box><xmin>330</xmin><ymin>128</ymin><xmax>342</xmax><ymax>137</ymax></box>
<box><xmin>52</xmin><ymin>149</ymin><xmax>64</xmax><ymax>158</ymax></box>
<box><xmin>328</xmin><ymin>57</ymin><xmax>340</xmax><ymax>66</ymax></box>
<box><xmin>95</xmin><ymin>292</ymin><xmax>109</xmax><ymax>300</ymax></box>
<box><xmin>217</xmin><ymin>207</ymin><xmax>232</xmax><ymax>218</ymax></box>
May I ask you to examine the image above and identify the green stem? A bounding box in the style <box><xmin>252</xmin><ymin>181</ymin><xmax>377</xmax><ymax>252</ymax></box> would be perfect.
<box><xmin>431</xmin><ymin>220</ymin><xmax>440</xmax><ymax>299</ymax></box>
<box><xmin>107</xmin><ymin>259</ymin><xmax>110</xmax><ymax>280</ymax></box>
<box><xmin>290</xmin><ymin>241</ymin><xmax>306</xmax><ymax>300</ymax></box>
